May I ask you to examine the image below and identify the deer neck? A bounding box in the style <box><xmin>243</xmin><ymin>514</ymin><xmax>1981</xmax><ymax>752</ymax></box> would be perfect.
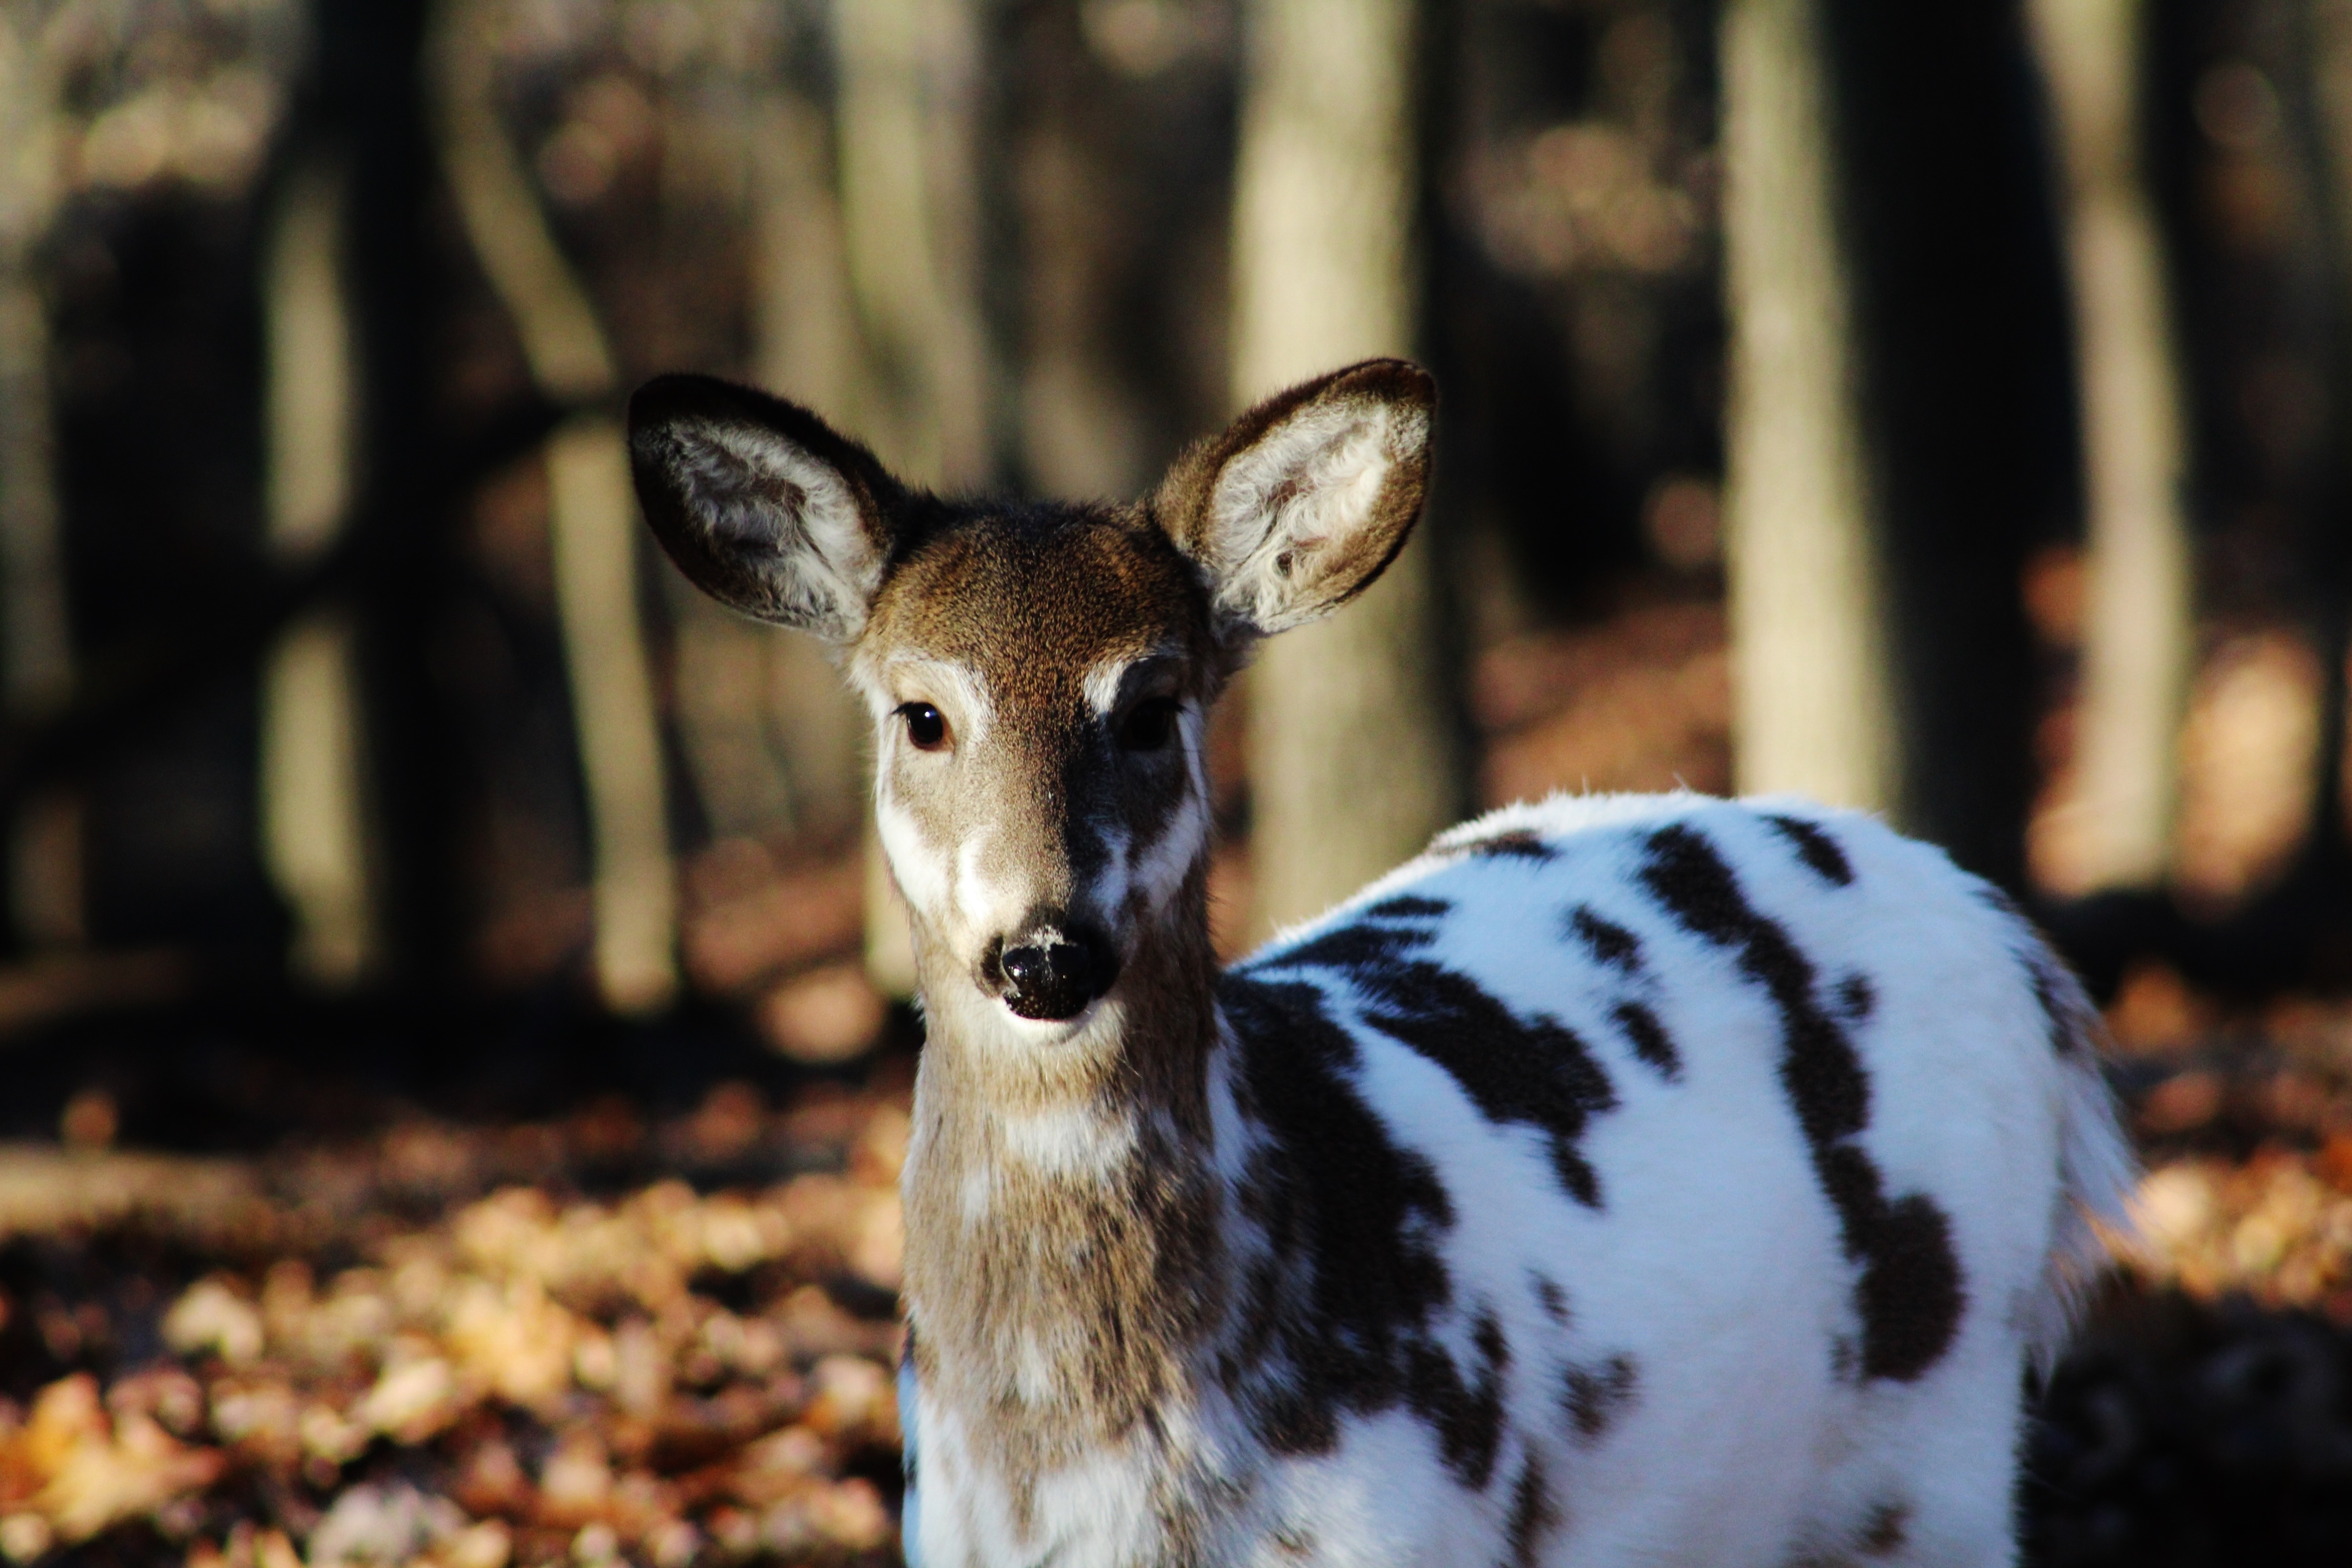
<box><xmin>898</xmin><ymin>865</ymin><xmax>1231</xmax><ymax>1475</ymax></box>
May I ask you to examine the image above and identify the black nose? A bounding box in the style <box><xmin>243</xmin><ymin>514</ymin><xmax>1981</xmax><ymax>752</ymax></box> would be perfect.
<box><xmin>990</xmin><ymin>925</ymin><xmax>1117</xmax><ymax>1021</ymax></box>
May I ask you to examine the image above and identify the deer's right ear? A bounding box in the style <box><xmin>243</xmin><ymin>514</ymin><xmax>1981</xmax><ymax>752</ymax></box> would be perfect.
<box><xmin>628</xmin><ymin>374</ymin><xmax>905</xmax><ymax>642</ymax></box>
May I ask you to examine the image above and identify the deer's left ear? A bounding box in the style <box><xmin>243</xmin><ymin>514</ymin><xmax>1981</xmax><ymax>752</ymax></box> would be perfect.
<box><xmin>1154</xmin><ymin>358</ymin><xmax>1435</xmax><ymax>637</ymax></box>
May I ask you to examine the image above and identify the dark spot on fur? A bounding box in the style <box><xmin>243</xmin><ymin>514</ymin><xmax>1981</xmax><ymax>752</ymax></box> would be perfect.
<box><xmin>1838</xmin><ymin>973</ymin><xmax>1875</xmax><ymax>1022</ymax></box>
<box><xmin>1614</xmin><ymin>1000</ymin><xmax>1680</xmax><ymax>1080</ymax></box>
<box><xmin>1640</xmin><ymin>824</ymin><xmax>1964</xmax><ymax>1383</ymax></box>
<box><xmin>1405</xmin><ymin>1308</ymin><xmax>1509</xmax><ymax>1488</ymax></box>
<box><xmin>1358</xmin><ymin>965</ymin><xmax>1616</xmax><ymax>1207</ymax></box>
<box><xmin>1853</xmin><ymin>1195</ymin><xmax>1965</xmax><ymax>1381</ymax></box>
<box><xmin>2029</xmin><ymin>950</ymin><xmax>2086</xmax><ymax>1057</ymax></box>
<box><xmin>1216</xmin><ymin>973</ymin><xmax>1466</xmax><ymax>1456</ymax></box>
<box><xmin>1859</xmin><ymin>1500</ymin><xmax>1911</xmax><ymax>1556</ymax></box>
<box><xmin>1254</xmin><ymin>931</ymin><xmax>1619</xmax><ymax>1209</ymax></box>
<box><xmin>1368</xmin><ymin>894</ymin><xmax>1451</xmax><ymax>920</ymax></box>
<box><xmin>1829</xmin><ymin>1335</ymin><xmax>1857</xmax><ymax>1382</ymax></box>
<box><xmin>1567</xmin><ymin>906</ymin><xmax>1642</xmax><ymax>970</ymax></box>
<box><xmin>1504</xmin><ymin>1453</ymin><xmax>1557</xmax><ymax>1567</ymax></box>
<box><xmin>1430</xmin><ymin>827</ymin><xmax>1562</xmax><ymax>865</ymax></box>
<box><xmin>1971</xmin><ymin>882</ymin><xmax>2024</xmax><ymax>918</ymax></box>
<box><xmin>1272</xmin><ymin>918</ymin><xmax>1432</xmax><ymax>974</ymax></box>
<box><xmin>1766</xmin><ymin>814</ymin><xmax>1854</xmax><ymax>886</ymax></box>
<box><xmin>1562</xmin><ymin>1353</ymin><xmax>1638</xmax><ymax>1441</ymax></box>
<box><xmin>1530</xmin><ymin>1274</ymin><xmax>1569</xmax><ymax>1324</ymax></box>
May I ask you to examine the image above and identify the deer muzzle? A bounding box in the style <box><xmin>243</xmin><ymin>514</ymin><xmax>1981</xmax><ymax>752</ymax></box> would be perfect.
<box><xmin>982</xmin><ymin>917</ymin><xmax>1120</xmax><ymax>1021</ymax></box>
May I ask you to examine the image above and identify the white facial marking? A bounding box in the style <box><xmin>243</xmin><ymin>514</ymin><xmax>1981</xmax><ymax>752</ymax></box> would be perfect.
<box><xmin>954</xmin><ymin>829</ymin><xmax>1020</xmax><ymax>933</ymax></box>
<box><xmin>875</xmin><ymin>794</ymin><xmax>951</xmax><ymax>920</ymax></box>
<box><xmin>1129</xmin><ymin>793</ymin><xmax>1209</xmax><ymax>911</ymax></box>
<box><xmin>1081</xmin><ymin>653</ymin><xmax>1133</xmax><ymax>719</ymax></box>
<box><xmin>877</xmin><ymin>655</ymin><xmax>996</xmax><ymax>750</ymax></box>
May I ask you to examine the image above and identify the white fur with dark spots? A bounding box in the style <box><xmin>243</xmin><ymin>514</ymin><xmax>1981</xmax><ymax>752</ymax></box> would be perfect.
<box><xmin>627</xmin><ymin>362</ymin><xmax>2134</xmax><ymax>1568</ymax></box>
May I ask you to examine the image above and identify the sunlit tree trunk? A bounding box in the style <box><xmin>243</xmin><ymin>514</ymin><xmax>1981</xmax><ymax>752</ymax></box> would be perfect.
<box><xmin>431</xmin><ymin>0</ymin><xmax>676</xmax><ymax>1014</ymax></box>
<box><xmin>1231</xmin><ymin>0</ymin><xmax>1462</xmax><ymax>937</ymax></box>
<box><xmin>748</xmin><ymin>88</ymin><xmax>870</xmax><ymax>845</ymax></box>
<box><xmin>2026</xmin><ymin>0</ymin><xmax>2193</xmax><ymax>892</ymax></box>
<box><xmin>257</xmin><ymin>157</ymin><xmax>375</xmax><ymax>987</ymax></box>
<box><xmin>831</xmin><ymin>0</ymin><xmax>992</xmax><ymax>993</ymax></box>
<box><xmin>1721</xmin><ymin>0</ymin><xmax>1895</xmax><ymax>815</ymax></box>
<box><xmin>0</xmin><ymin>15</ymin><xmax>82</xmax><ymax>950</ymax></box>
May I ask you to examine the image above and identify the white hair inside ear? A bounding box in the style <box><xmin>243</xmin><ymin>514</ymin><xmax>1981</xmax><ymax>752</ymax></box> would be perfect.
<box><xmin>668</xmin><ymin>417</ymin><xmax>879</xmax><ymax>633</ymax></box>
<box><xmin>1201</xmin><ymin>394</ymin><xmax>1430</xmax><ymax>634</ymax></box>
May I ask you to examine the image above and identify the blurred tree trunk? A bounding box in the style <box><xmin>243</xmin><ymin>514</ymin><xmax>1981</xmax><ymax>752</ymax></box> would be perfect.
<box><xmin>2027</xmin><ymin>0</ymin><xmax>2193</xmax><ymax>893</ymax></box>
<box><xmin>326</xmin><ymin>0</ymin><xmax>470</xmax><ymax>994</ymax></box>
<box><xmin>1726</xmin><ymin>0</ymin><xmax>2068</xmax><ymax>887</ymax></box>
<box><xmin>0</xmin><ymin>16</ymin><xmax>82</xmax><ymax>951</ymax></box>
<box><xmin>831</xmin><ymin>0</ymin><xmax>991</xmax><ymax>994</ymax></box>
<box><xmin>257</xmin><ymin>157</ymin><xmax>375</xmax><ymax>987</ymax></box>
<box><xmin>663</xmin><ymin>69</ymin><xmax>870</xmax><ymax>867</ymax></box>
<box><xmin>1824</xmin><ymin>1</ymin><xmax>2068</xmax><ymax>891</ymax></box>
<box><xmin>1720</xmin><ymin>0</ymin><xmax>1894</xmax><ymax>817</ymax></box>
<box><xmin>747</xmin><ymin>88</ymin><xmax>869</xmax><ymax>844</ymax></box>
<box><xmin>432</xmin><ymin>0</ymin><xmax>677</xmax><ymax>1014</ymax></box>
<box><xmin>2300</xmin><ymin>1</ymin><xmax>2352</xmax><ymax>877</ymax></box>
<box><xmin>1231</xmin><ymin>0</ymin><xmax>1463</xmax><ymax>938</ymax></box>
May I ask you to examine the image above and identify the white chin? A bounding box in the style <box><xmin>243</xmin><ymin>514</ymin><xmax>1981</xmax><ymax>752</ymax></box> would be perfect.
<box><xmin>997</xmin><ymin>997</ymin><xmax>1104</xmax><ymax>1036</ymax></box>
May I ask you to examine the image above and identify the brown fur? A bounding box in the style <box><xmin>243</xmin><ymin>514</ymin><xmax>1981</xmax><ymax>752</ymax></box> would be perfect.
<box><xmin>872</xmin><ymin>511</ymin><xmax>1240</xmax><ymax>1526</ymax></box>
<box><xmin>629</xmin><ymin>360</ymin><xmax>1438</xmax><ymax>1546</ymax></box>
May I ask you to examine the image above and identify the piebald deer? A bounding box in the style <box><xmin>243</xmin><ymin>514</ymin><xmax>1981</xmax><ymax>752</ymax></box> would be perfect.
<box><xmin>629</xmin><ymin>361</ymin><xmax>2132</xmax><ymax>1568</ymax></box>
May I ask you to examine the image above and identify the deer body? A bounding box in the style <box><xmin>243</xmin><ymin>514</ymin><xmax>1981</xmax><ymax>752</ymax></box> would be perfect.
<box><xmin>629</xmin><ymin>362</ymin><xmax>2132</xmax><ymax>1568</ymax></box>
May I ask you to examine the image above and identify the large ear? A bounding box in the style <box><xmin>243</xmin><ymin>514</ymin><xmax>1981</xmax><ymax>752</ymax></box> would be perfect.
<box><xmin>1153</xmin><ymin>359</ymin><xmax>1435</xmax><ymax>636</ymax></box>
<box><xmin>628</xmin><ymin>374</ymin><xmax>906</xmax><ymax>642</ymax></box>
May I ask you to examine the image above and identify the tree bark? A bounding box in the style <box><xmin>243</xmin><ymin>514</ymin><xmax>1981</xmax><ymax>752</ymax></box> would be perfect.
<box><xmin>1720</xmin><ymin>0</ymin><xmax>1894</xmax><ymax>817</ymax></box>
<box><xmin>431</xmin><ymin>0</ymin><xmax>677</xmax><ymax>1014</ymax></box>
<box><xmin>749</xmin><ymin>89</ymin><xmax>870</xmax><ymax>844</ymax></box>
<box><xmin>2026</xmin><ymin>0</ymin><xmax>2193</xmax><ymax>893</ymax></box>
<box><xmin>257</xmin><ymin>158</ymin><xmax>374</xmax><ymax>987</ymax></box>
<box><xmin>1231</xmin><ymin>0</ymin><xmax>1462</xmax><ymax>938</ymax></box>
<box><xmin>0</xmin><ymin>15</ymin><xmax>81</xmax><ymax>952</ymax></box>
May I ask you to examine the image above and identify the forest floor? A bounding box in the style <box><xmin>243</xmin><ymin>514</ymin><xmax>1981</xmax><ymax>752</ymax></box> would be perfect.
<box><xmin>0</xmin><ymin>990</ymin><xmax>2341</xmax><ymax>1568</ymax></box>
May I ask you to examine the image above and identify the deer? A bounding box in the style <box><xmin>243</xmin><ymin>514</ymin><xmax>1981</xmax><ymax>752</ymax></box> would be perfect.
<box><xmin>627</xmin><ymin>359</ymin><xmax>2134</xmax><ymax>1568</ymax></box>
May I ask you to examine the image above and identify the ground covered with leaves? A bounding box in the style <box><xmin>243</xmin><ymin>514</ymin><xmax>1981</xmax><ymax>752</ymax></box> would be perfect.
<box><xmin>0</xmin><ymin>1033</ymin><xmax>912</xmax><ymax>1568</ymax></box>
<box><xmin>0</xmin><ymin>986</ymin><xmax>2348</xmax><ymax>1566</ymax></box>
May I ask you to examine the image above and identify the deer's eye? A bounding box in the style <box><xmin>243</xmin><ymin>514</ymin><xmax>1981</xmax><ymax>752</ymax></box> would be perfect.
<box><xmin>1117</xmin><ymin>697</ymin><xmax>1181</xmax><ymax>753</ymax></box>
<box><xmin>898</xmin><ymin>702</ymin><xmax>951</xmax><ymax>751</ymax></box>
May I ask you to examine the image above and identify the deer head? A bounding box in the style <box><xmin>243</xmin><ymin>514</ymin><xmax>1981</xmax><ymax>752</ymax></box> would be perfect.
<box><xmin>629</xmin><ymin>360</ymin><xmax>1435</xmax><ymax>1047</ymax></box>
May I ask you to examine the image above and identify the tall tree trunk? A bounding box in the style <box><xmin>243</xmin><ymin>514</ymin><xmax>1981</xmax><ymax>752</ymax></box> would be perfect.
<box><xmin>748</xmin><ymin>88</ymin><xmax>870</xmax><ymax>844</ymax></box>
<box><xmin>0</xmin><ymin>15</ymin><xmax>82</xmax><ymax>951</ymax></box>
<box><xmin>1231</xmin><ymin>0</ymin><xmax>1462</xmax><ymax>937</ymax></box>
<box><xmin>1720</xmin><ymin>0</ymin><xmax>1894</xmax><ymax>817</ymax></box>
<box><xmin>1824</xmin><ymin>0</ymin><xmax>2068</xmax><ymax>891</ymax></box>
<box><xmin>257</xmin><ymin>157</ymin><xmax>375</xmax><ymax>986</ymax></box>
<box><xmin>831</xmin><ymin>0</ymin><xmax>992</xmax><ymax>994</ymax></box>
<box><xmin>2027</xmin><ymin>0</ymin><xmax>2193</xmax><ymax>893</ymax></box>
<box><xmin>431</xmin><ymin>0</ymin><xmax>677</xmax><ymax>1014</ymax></box>
<box><xmin>2297</xmin><ymin>0</ymin><xmax>2352</xmax><ymax>883</ymax></box>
